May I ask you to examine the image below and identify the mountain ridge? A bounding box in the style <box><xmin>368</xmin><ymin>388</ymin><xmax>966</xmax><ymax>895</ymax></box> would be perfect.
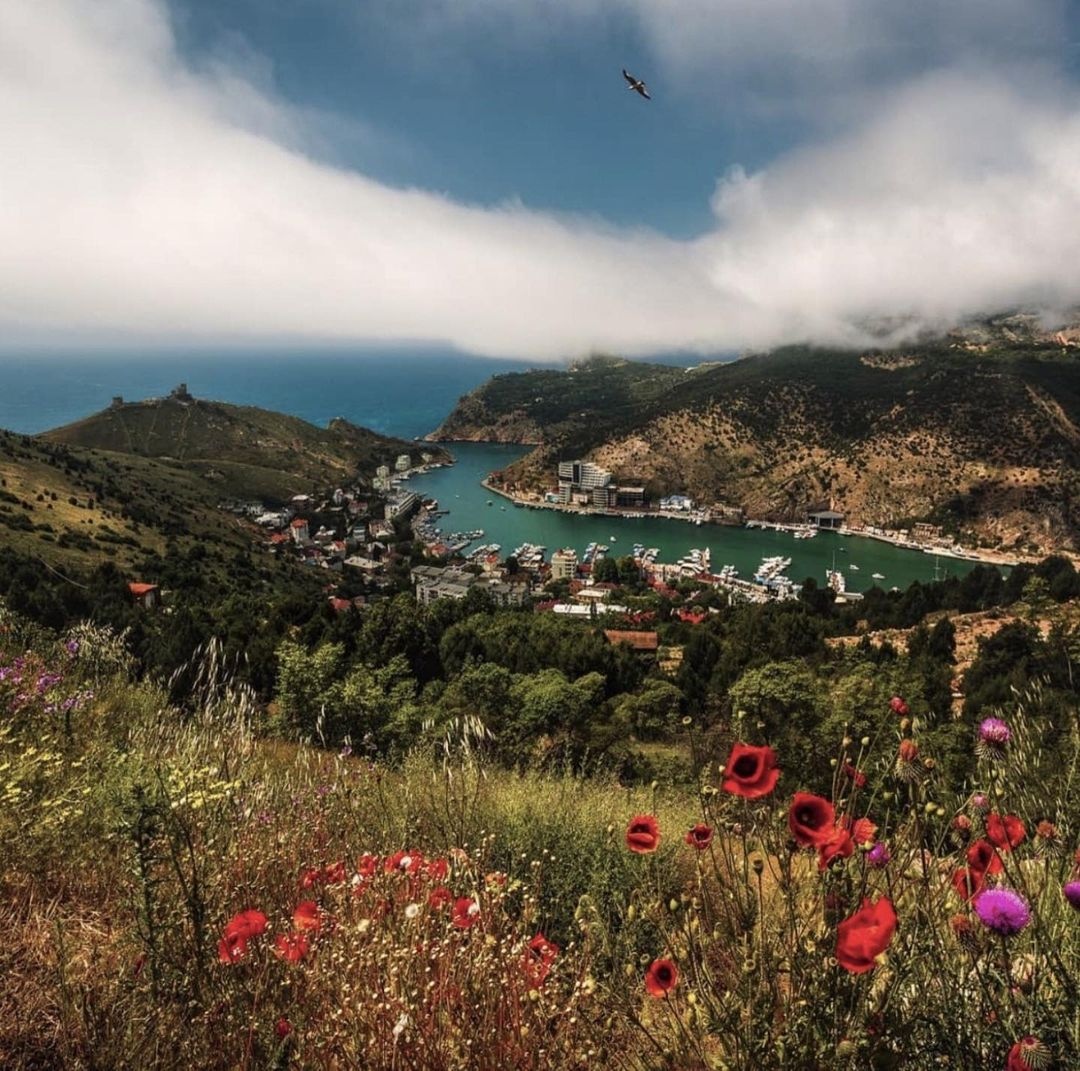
<box><xmin>431</xmin><ymin>334</ymin><xmax>1080</xmax><ymax>554</ymax></box>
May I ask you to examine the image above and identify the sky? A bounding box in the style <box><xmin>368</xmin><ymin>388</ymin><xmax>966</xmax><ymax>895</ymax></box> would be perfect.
<box><xmin>3</xmin><ymin>0</ymin><xmax>1080</xmax><ymax>360</ymax></box>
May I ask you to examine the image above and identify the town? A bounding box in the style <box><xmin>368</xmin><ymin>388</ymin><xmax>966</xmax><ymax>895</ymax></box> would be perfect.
<box><xmin>196</xmin><ymin>451</ymin><xmax>1019</xmax><ymax>630</ymax></box>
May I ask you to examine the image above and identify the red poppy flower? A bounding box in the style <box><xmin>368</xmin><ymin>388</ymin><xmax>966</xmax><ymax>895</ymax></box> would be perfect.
<box><xmin>323</xmin><ymin>860</ymin><xmax>347</xmax><ymax>885</ymax></box>
<box><xmin>357</xmin><ymin>853</ymin><xmax>379</xmax><ymax>878</ymax></box>
<box><xmin>625</xmin><ymin>814</ymin><xmax>661</xmax><ymax>854</ymax></box>
<box><xmin>852</xmin><ymin>818</ymin><xmax>877</xmax><ymax>846</ymax></box>
<box><xmin>384</xmin><ymin>850</ymin><xmax>424</xmax><ymax>874</ymax></box>
<box><xmin>889</xmin><ymin>696</ymin><xmax>909</xmax><ymax>716</ymax></box>
<box><xmin>523</xmin><ymin>932</ymin><xmax>559</xmax><ymax>987</ymax></box>
<box><xmin>293</xmin><ymin>900</ymin><xmax>322</xmax><ymax>934</ymax></box>
<box><xmin>224</xmin><ymin>910</ymin><xmax>268</xmax><ymax>942</ymax></box>
<box><xmin>721</xmin><ymin>743</ymin><xmax>780</xmax><ymax>799</ymax></box>
<box><xmin>951</xmin><ymin>867</ymin><xmax>985</xmax><ymax>901</ymax></box>
<box><xmin>273</xmin><ymin>933</ymin><xmax>310</xmax><ymax>964</ymax></box>
<box><xmin>788</xmin><ymin>793</ymin><xmax>837</xmax><ymax>847</ymax></box>
<box><xmin>218</xmin><ymin>934</ymin><xmax>248</xmax><ymax>964</ymax></box>
<box><xmin>218</xmin><ymin>909</ymin><xmax>268</xmax><ymax>964</ymax></box>
<box><xmin>275</xmin><ymin>1017</ymin><xmax>292</xmax><ymax>1040</ymax></box>
<box><xmin>966</xmin><ymin>839</ymin><xmax>1004</xmax><ymax>876</ymax></box>
<box><xmin>843</xmin><ymin>762</ymin><xmax>867</xmax><ymax>788</ymax></box>
<box><xmin>685</xmin><ymin>824</ymin><xmax>714</xmax><ymax>851</ymax></box>
<box><xmin>986</xmin><ymin>814</ymin><xmax>1026</xmax><ymax>852</ymax></box>
<box><xmin>452</xmin><ymin>897</ymin><xmax>481</xmax><ymax>929</ymax></box>
<box><xmin>818</xmin><ymin>825</ymin><xmax>855</xmax><ymax>871</ymax></box>
<box><xmin>300</xmin><ymin>867</ymin><xmax>322</xmax><ymax>890</ymax></box>
<box><xmin>428</xmin><ymin>885</ymin><xmax>453</xmax><ymax>910</ymax></box>
<box><xmin>644</xmin><ymin>958</ymin><xmax>678</xmax><ymax>998</ymax></box>
<box><xmin>835</xmin><ymin>897</ymin><xmax>897</xmax><ymax>974</ymax></box>
<box><xmin>426</xmin><ymin>857</ymin><xmax>449</xmax><ymax>881</ymax></box>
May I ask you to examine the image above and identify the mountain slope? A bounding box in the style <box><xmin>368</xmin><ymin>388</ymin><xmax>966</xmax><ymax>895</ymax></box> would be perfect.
<box><xmin>41</xmin><ymin>391</ymin><xmax>446</xmax><ymax>502</ymax></box>
<box><xmin>435</xmin><ymin>342</ymin><xmax>1080</xmax><ymax>553</ymax></box>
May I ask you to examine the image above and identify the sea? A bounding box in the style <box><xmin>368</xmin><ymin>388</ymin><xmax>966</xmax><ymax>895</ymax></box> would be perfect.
<box><xmin>0</xmin><ymin>349</ymin><xmax>979</xmax><ymax>590</ymax></box>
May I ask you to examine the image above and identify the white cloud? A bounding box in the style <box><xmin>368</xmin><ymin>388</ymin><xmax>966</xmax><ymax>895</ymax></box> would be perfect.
<box><xmin>2</xmin><ymin>0</ymin><xmax>1080</xmax><ymax>359</ymax></box>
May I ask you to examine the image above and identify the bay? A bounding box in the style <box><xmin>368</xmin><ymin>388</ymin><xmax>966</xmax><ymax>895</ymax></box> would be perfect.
<box><xmin>408</xmin><ymin>442</ymin><xmax>980</xmax><ymax>592</ymax></box>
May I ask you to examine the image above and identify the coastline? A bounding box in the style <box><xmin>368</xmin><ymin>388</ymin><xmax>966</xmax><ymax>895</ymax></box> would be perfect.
<box><xmin>477</xmin><ymin>477</ymin><xmax>1023</xmax><ymax>570</ymax></box>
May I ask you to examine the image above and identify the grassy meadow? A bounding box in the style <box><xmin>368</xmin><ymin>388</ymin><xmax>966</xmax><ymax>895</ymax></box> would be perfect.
<box><xmin>2</xmin><ymin>607</ymin><xmax>1079</xmax><ymax>1070</ymax></box>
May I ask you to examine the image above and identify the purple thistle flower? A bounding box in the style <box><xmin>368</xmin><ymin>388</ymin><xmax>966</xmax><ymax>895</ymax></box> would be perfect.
<box><xmin>1064</xmin><ymin>881</ymin><xmax>1080</xmax><ymax>911</ymax></box>
<box><xmin>65</xmin><ymin>639</ymin><xmax>80</xmax><ymax>656</ymax></box>
<box><xmin>970</xmin><ymin>793</ymin><xmax>989</xmax><ymax>813</ymax></box>
<box><xmin>866</xmin><ymin>842</ymin><xmax>891</xmax><ymax>869</ymax></box>
<box><xmin>978</xmin><ymin>718</ymin><xmax>1011</xmax><ymax>745</ymax></box>
<box><xmin>974</xmin><ymin>887</ymin><xmax>1030</xmax><ymax>936</ymax></box>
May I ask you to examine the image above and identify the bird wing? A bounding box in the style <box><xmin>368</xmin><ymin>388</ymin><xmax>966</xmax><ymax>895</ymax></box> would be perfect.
<box><xmin>622</xmin><ymin>69</ymin><xmax>635</xmax><ymax>85</ymax></box>
<box><xmin>639</xmin><ymin>86</ymin><xmax>651</xmax><ymax>99</ymax></box>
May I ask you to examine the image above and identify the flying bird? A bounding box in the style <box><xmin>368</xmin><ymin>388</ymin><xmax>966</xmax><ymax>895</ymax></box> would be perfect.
<box><xmin>622</xmin><ymin>68</ymin><xmax>651</xmax><ymax>100</ymax></box>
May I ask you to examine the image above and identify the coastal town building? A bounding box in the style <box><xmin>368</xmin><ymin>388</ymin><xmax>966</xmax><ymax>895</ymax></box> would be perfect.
<box><xmin>384</xmin><ymin>489</ymin><xmax>420</xmax><ymax>521</ymax></box>
<box><xmin>912</xmin><ymin>522</ymin><xmax>944</xmax><ymax>543</ymax></box>
<box><xmin>128</xmin><ymin>582</ymin><xmax>161</xmax><ymax>609</ymax></box>
<box><xmin>395</xmin><ymin>454</ymin><xmax>412</xmax><ymax>473</ymax></box>
<box><xmin>411</xmin><ymin>565</ymin><xmax>529</xmax><ymax>607</ymax></box>
<box><xmin>659</xmin><ymin>494</ymin><xmax>694</xmax><ymax>512</ymax></box>
<box><xmin>808</xmin><ymin>509</ymin><xmax>845</xmax><ymax>529</ymax></box>
<box><xmin>550</xmin><ymin>548</ymin><xmax>578</xmax><ymax>581</ymax></box>
<box><xmin>615</xmin><ymin>486</ymin><xmax>646</xmax><ymax>508</ymax></box>
<box><xmin>556</xmin><ymin>459</ymin><xmax>613</xmax><ymax>504</ymax></box>
<box><xmin>290</xmin><ymin>518</ymin><xmax>310</xmax><ymax>545</ymax></box>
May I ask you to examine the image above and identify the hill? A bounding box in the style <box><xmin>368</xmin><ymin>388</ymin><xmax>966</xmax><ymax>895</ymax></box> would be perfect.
<box><xmin>0</xmin><ymin>428</ymin><xmax>256</xmax><ymax>572</ymax></box>
<box><xmin>432</xmin><ymin>341</ymin><xmax>1080</xmax><ymax>554</ymax></box>
<box><xmin>42</xmin><ymin>386</ymin><xmax>446</xmax><ymax>503</ymax></box>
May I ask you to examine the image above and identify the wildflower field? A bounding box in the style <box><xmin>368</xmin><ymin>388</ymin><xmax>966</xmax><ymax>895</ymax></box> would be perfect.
<box><xmin>2</xmin><ymin>612</ymin><xmax>1079</xmax><ymax>1070</ymax></box>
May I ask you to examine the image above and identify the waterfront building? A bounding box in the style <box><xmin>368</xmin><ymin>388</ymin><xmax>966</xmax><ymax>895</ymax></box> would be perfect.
<box><xmin>395</xmin><ymin>454</ymin><xmax>412</xmax><ymax>473</ymax></box>
<box><xmin>615</xmin><ymin>486</ymin><xmax>646</xmax><ymax>508</ymax></box>
<box><xmin>385</xmin><ymin>490</ymin><xmax>420</xmax><ymax>521</ymax></box>
<box><xmin>808</xmin><ymin>509</ymin><xmax>845</xmax><ymax>529</ymax></box>
<box><xmin>550</xmin><ymin>548</ymin><xmax>578</xmax><ymax>581</ymax></box>
<box><xmin>660</xmin><ymin>494</ymin><xmax>694</xmax><ymax>512</ymax></box>
<box><xmin>557</xmin><ymin>459</ymin><xmax>612</xmax><ymax>490</ymax></box>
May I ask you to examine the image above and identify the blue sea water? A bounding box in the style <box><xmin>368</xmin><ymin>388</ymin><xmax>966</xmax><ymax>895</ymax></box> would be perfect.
<box><xmin>0</xmin><ymin>349</ymin><xmax>534</xmax><ymax>439</ymax></box>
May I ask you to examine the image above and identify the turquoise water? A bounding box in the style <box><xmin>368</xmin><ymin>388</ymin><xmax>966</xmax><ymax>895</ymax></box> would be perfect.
<box><xmin>409</xmin><ymin>443</ymin><xmax>979</xmax><ymax>591</ymax></box>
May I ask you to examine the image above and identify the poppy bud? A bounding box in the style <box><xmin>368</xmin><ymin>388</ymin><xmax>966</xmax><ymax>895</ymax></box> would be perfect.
<box><xmin>861</xmin><ymin>737</ymin><xmax>871</xmax><ymax>747</ymax></box>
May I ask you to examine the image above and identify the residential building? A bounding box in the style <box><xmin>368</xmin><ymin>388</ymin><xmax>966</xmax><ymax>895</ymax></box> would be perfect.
<box><xmin>615</xmin><ymin>486</ymin><xmax>646</xmax><ymax>508</ymax></box>
<box><xmin>384</xmin><ymin>490</ymin><xmax>420</xmax><ymax>521</ymax></box>
<box><xmin>290</xmin><ymin>518</ymin><xmax>310</xmax><ymax>545</ymax></box>
<box><xmin>660</xmin><ymin>494</ymin><xmax>694</xmax><ymax>512</ymax></box>
<box><xmin>395</xmin><ymin>454</ymin><xmax>412</xmax><ymax>473</ymax></box>
<box><xmin>128</xmin><ymin>582</ymin><xmax>161</xmax><ymax>609</ymax></box>
<box><xmin>550</xmin><ymin>548</ymin><xmax>578</xmax><ymax>581</ymax></box>
<box><xmin>411</xmin><ymin>565</ymin><xmax>528</xmax><ymax>607</ymax></box>
<box><xmin>912</xmin><ymin>522</ymin><xmax>944</xmax><ymax>543</ymax></box>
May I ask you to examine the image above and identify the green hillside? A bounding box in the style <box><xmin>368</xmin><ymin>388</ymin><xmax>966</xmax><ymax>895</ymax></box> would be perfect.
<box><xmin>434</xmin><ymin>340</ymin><xmax>1080</xmax><ymax>553</ymax></box>
<box><xmin>42</xmin><ymin>390</ymin><xmax>447</xmax><ymax>503</ymax></box>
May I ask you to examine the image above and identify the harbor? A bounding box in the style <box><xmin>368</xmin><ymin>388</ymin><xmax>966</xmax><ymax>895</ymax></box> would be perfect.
<box><xmin>404</xmin><ymin>443</ymin><xmax>991</xmax><ymax>593</ymax></box>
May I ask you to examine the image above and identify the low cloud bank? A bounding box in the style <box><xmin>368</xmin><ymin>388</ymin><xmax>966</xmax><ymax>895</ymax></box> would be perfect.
<box><xmin>2</xmin><ymin>1</ymin><xmax>1080</xmax><ymax>358</ymax></box>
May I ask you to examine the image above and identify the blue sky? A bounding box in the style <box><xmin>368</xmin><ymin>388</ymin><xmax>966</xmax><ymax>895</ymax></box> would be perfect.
<box><xmin>3</xmin><ymin>1</ymin><xmax>1080</xmax><ymax>360</ymax></box>
<box><xmin>168</xmin><ymin>0</ymin><xmax>795</xmax><ymax>238</ymax></box>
